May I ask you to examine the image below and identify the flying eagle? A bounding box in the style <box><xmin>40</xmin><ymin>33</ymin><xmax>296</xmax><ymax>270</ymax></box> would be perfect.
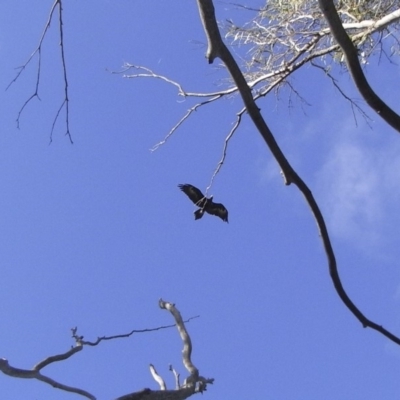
<box><xmin>178</xmin><ymin>183</ymin><xmax>228</xmax><ymax>223</ymax></box>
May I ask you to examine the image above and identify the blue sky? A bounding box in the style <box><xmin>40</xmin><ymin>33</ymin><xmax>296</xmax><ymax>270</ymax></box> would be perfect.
<box><xmin>1</xmin><ymin>1</ymin><xmax>400</xmax><ymax>399</ymax></box>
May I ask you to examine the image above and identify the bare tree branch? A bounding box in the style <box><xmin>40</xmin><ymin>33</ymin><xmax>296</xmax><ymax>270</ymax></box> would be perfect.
<box><xmin>311</xmin><ymin>61</ymin><xmax>372</xmax><ymax>127</ymax></box>
<box><xmin>169</xmin><ymin>364</ymin><xmax>181</xmax><ymax>390</ymax></box>
<box><xmin>53</xmin><ymin>0</ymin><xmax>72</xmax><ymax>143</ymax></box>
<box><xmin>149</xmin><ymin>364</ymin><xmax>166</xmax><ymax>390</ymax></box>
<box><xmin>116</xmin><ymin>300</ymin><xmax>214</xmax><ymax>400</ymax></box>
<box><xmin>119</xmin><ymin>64</ymin><xmax>187</xmax><ymax>96</ymax></box>
<box><xmin>33</xmin><ymin>343</ymin><xmax>83</xmax><ymax>370</ymax></box>
<box><xmin>6</xmin><ymin>1</ymin><xmax>58</xmax><ymax>92</ymax></box>
<box><xmin>224</xmin><ymin>2</ymin><xmax>400</xmax><ymax>131</ymax></box>
<box><xmin>151</xmin><ymin>95</ymin><xmax>222</xmax><ymax>152</ymax></box>
<box><xmin>0</xmin><ymin>312</ymin><xmax>201</xmax><ymax>399</ymax></box>
<box><xmin>206</xmin><ymin>111</ymin><xmax>243</xmax><ymax>194</ymax></box>
<box><xmin>318</xmin><ymin>0</ymin><xmax>400</xmax><ymax>133</ymax></box>
<box><xmin>159</xmin><ymin>300</ymin><xmax>198</xmax><ymax>381</ymax></box>
<box><xmin>6</xmin><ymin>0</ymin><xmax>73</xmax><ymax>143</ymax></box>
<box><xmin>71</xmin><ymin>315</ymin><xmax>199</xmax><ymax>346</ymax></box>
<box><xmin>0</xmin><ymin>356</ymin><xmax>95</xmax><ymax>400</ymax></box>
<box><xmin>196</xmin><ymin>0</ymin><xmax>400</xmax><ymax>346</ymax></box>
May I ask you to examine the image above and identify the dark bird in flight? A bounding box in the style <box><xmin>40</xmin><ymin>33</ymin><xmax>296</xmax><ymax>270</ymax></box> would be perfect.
<box><xmin>178</xmin><ymin>183</ymin><xmax>228</xmax><ymax>223</ymax></box>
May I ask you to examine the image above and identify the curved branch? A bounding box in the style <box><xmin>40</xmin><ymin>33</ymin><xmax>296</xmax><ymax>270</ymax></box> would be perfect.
<box><xmin>116</xmin><ymin>301</ymin><xmax>213</xmax><ymax>400</ymax></box>
<box><xmin>196</xmin><ymin>0</ymin><xmax>400</xmax><ymax>346</ymax></box>
<box><xmin>0</xmin><ymin>358</ymin><xmax>95</xmax><ymax>400</ymax></box>
<box><xmin>149</xmin><ymin>364</ymin><xmax>167</xmax><ymax>390</ymax></box>
<box><xmin>1</xmin><ymin>317</ymin><xmax>200</xmax><ymax>399</ymax></box>
<box><xmin>159</xmin><ymin>299</ymin><xmax>198</xmax><ymax>380</ymax></box>
<box><xmin>318</xmin><ymin>0</ymin><xmax>400</xmax><ymax>133</ymax></box>
<box><xmin>33</xmin><ymin>344</ymin><xmax>82</xmax><ymax>370</ymax></box>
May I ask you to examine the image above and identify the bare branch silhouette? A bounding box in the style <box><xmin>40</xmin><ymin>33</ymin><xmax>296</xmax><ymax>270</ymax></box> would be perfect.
<box><xmin>196</xmin><ymin>0</ymin><xmax>400</xmax><ymax>346</ymax></box>
<box><xmin>6</xmin><ymin>0</ymin><xmax>73</xmax><ymax>143</ymax></box>
<box><xmin>206</xmin><ymin>111</ymin><xmax>243</xmax><ymax>195</ymax></box>
<box><xmin>0</xmin><ymin>310</ymin><xmax>201</xmax><ymax>399</ymax></box>
<box><xmin>0</xmin><ymin>352</ymin><xmax>95</xmax><ymax>400</ymax></box>
<box><xmin>311</xmin><ymin>61</ymin><xmax>372</xmax><ymax>127</ymax></box>
<box><xmin>70</xmin><ymin>315</ymin><xmax>199</xmax><ymax>346</ymax></box>
<box><xmin>318</xmin><ymin>0</ymin><xmax>400</xmax><ymax>133</ymax></box>
<box><xmin>151</xmin><ymin>95</ymin><xmax>222</xmax><ymax>152</ymax></box>
<box><xmin>53</xmin><ymin>0</ymin><xmax>72</xmax><ymax>143</ymax></box>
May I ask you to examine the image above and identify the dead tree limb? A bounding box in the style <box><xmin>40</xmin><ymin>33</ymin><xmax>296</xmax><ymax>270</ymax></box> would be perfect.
<box><xmin>0</xmin><ymin>347</ymin><xmax>95</xmax><ymax>400</ymax></box>
<box><xmin>115</xmin><ymin>300</ymin><xmax>214</xmax><ymax>400</ymax></box>
<box><xmin>0</xmin><ymin>309</ymin><xmax>202</xmax><ymax>399</ymax></box>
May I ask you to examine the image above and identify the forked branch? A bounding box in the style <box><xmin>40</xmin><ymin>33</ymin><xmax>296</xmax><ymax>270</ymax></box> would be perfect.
<box><xmin>0</xmin><ymin>346</ymin><xmax>94</xmax><ymax>400</ymax></box>
<box><xmin>0</xmin><ymin>309</ymin><xmax>203</xmax><ymax>399</ymax></box>
<box><xmin>7</xmin><ymin>0</ymin><xmax>73</xmax><ymax>143</ymax></box>
<box><xmin>116</xmin><ymin>300</ymin><xmax>214</xmax><ymax>400</ymax></box>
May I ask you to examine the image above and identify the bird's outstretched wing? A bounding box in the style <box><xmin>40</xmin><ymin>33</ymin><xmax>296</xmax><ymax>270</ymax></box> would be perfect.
<box><xmin>207</xmin><ymin>201</ymin><xmax>229</xmax><ymax>223</ymax></box>
<box><xmin>178</xmin><ymin>184</ymin><xmax>205</xmax><ymax>204</ymax></box>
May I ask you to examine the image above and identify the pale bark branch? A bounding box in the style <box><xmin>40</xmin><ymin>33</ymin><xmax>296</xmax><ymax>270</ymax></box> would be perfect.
<box><xmin>116</xmin><ymin>300</ymin><xmax>214</xmax><ymax>400</ymax></box>
<box><xmin>169</xmin><ymin>364</ymin><xmax>181</xmax><ymax>390</ymax></box>
<box><xmin>0</xmin><ymin>356</ymin><xmax>95</xmax><ymax>400</ymax></box>
<box><xmin>149</xmin><ymin>364</ymin><xmax>167</xmax><ymax>390</ymax></box>
<box><xmin>159</xmin><ymin>300</ymin><xmax>198</xmax><ymax>380</ymax></box>
<box><xmin>0</xmin><ymin>311</ymin><xmax>202</xmax><ymax>399</ymax></box>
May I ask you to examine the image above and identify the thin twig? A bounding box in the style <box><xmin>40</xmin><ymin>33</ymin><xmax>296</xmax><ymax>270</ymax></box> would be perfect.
<box><xmin>71</xmin><ymin>315</ymin><xmax>199</xmax><ymax>346</ymax></box>
<box><xmin>7</xmin><ymin>0</ymin><xmax>73</xmax><ymax>142</ymax></box>
<box><xmin>55</xmin><ymin>0</ymin><xmax>73</xmax><ymax>143</ymax></box>
<box><xmin>6</xmin><ymin>0</ymin><xmax>58</xmax><ymax>91</ymax></box>
<box><xmin>118</xmin><ymin>64</ymin><xmax>187</xmax><ymax>96</ymax></box>
<box><xmin>311</xmin><ymin>61</ymin><xmax>372</xmax><ymax>127</ymax></box>
<box><xmin>169</xmin><ymin>364</ymin><xmax>181</xmax><ymax>389</ymax></box>
<box><xmin>151</xmin><ymin>96</ymin><xmax>222</xmax><ymax>151</ymax></box>
<box><xmin>206</xmin><ymin>111</ymin><xmax>243</xmax><ymax>194</ymax></box>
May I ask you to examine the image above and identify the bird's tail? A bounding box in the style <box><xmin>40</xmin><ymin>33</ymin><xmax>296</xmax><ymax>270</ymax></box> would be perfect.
<box><xmin>194</xmin><ymin>209</ymin><xmax>204</xmax><ymax>220</ymax></box>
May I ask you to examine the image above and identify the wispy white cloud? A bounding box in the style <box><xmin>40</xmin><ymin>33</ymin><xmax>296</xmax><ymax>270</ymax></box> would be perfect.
<box><xmin>315</xmin><ymin>124</ymin><xmax>400</xmax><ymax>250</ymax></box>
<box><xmin>317</xmin><ymin>141</ymin><xmax>381</xmax><ymax>240</ymax></box>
